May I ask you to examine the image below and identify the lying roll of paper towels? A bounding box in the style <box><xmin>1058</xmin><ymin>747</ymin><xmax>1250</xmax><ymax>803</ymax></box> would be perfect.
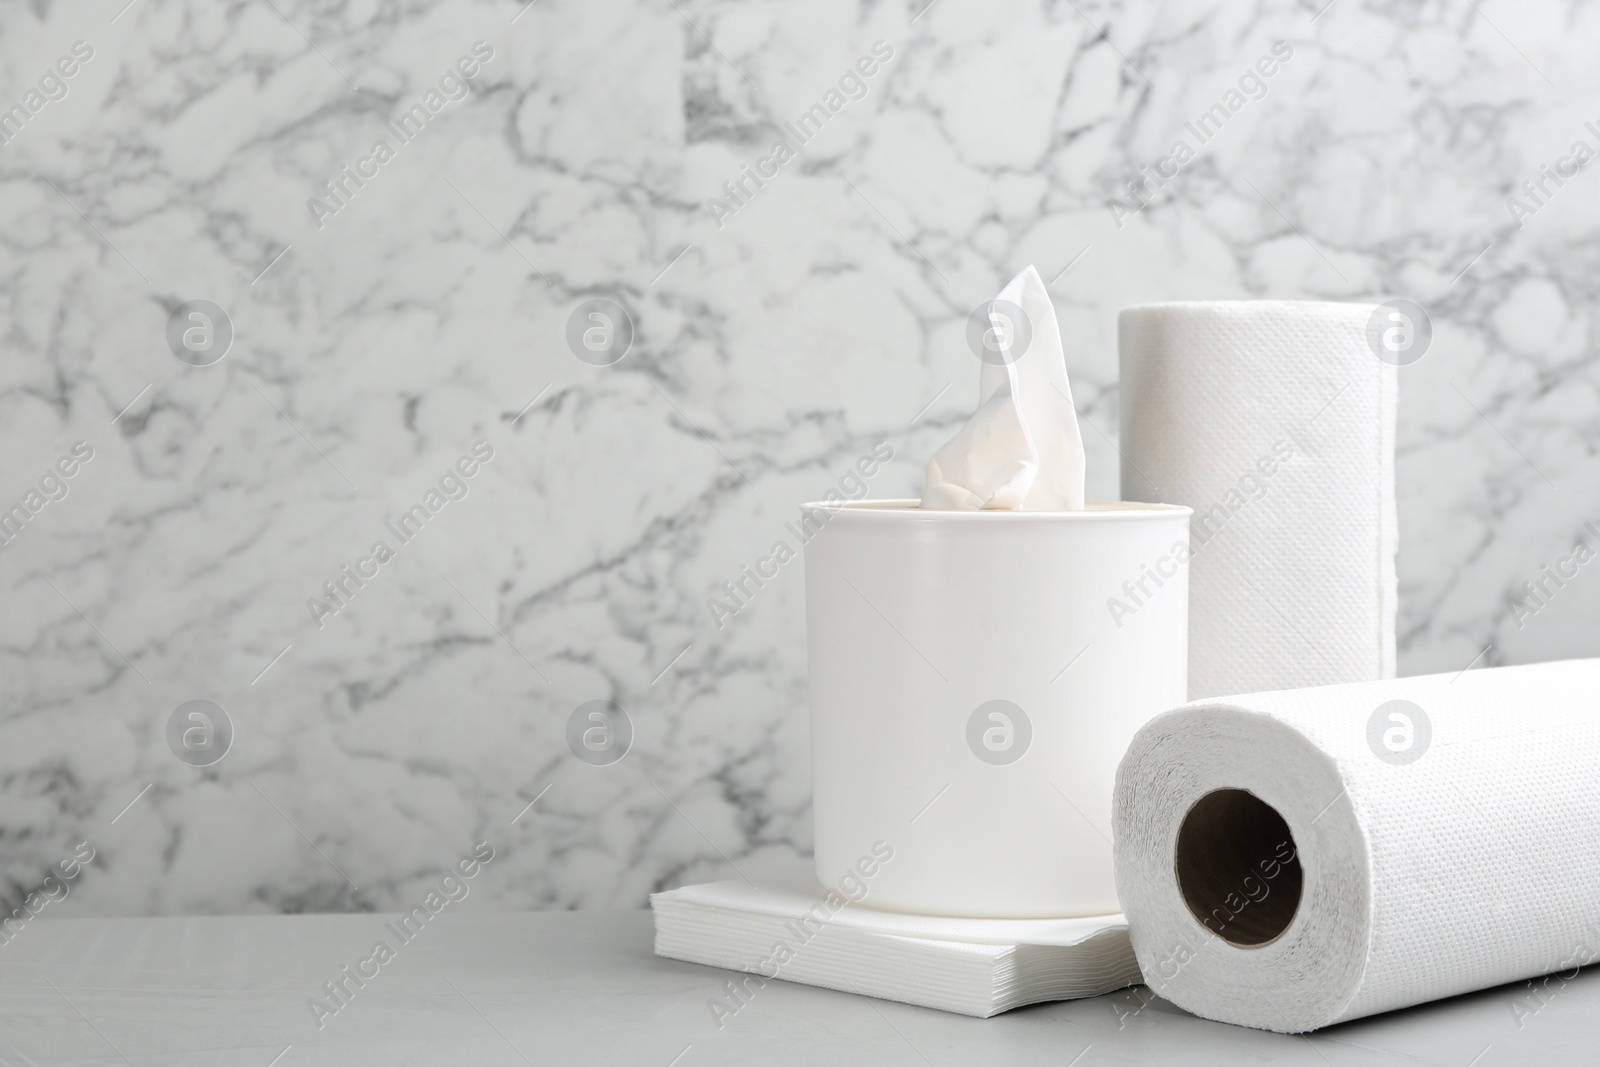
<box><xmin>1112</xmin><ymin>658</ymin><xmax>1600</xmax><ymax>1032</ymax></box>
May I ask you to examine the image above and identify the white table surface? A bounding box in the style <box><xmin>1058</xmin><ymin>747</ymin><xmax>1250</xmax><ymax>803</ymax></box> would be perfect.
<box><xmin>1</xmin><ymin>911</ymin><xmax>1594</xmax><ymax>1065</ymax></box>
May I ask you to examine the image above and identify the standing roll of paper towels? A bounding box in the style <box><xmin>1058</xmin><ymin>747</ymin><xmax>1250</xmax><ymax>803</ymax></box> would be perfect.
<box><xmin>1118</xmin><ymin>302</ymin><xmax>1398</xmax><ymax>699</ymax></box>
<box><xmin>1112</xmin><ymin>658</ymin><xmax>1600</xmax><ymax>1033</ymax></box>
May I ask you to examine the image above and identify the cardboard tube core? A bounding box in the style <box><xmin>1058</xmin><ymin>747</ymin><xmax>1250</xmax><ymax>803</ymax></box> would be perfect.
<box><xmin>1175</xmin><ymin>788</ymin><xmax>1303</xmax><ymax>947</ymax></box>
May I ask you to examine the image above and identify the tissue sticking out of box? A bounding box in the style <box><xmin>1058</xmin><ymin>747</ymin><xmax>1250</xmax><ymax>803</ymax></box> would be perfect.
<box><xmin>921</xmin><ymin>265</ymin><xmax>1086</xmax><ymax>511</ymax></box>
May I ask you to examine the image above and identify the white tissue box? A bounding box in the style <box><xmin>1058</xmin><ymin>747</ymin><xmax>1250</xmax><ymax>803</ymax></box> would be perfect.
<box><xmin>801</xmin><ymin>499</ymin><xmax>1189</xmax><ymax>918</ymax></box>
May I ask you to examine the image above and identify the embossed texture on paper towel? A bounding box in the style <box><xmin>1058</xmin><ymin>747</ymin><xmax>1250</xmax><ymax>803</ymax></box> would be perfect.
<box><xmin>1119</xmin><ymin>302</ymin><xmax>1398</xmax><ymax>700</ymax></box>
<box><xmin>1114</xmin><ymin>659</ymin><xmax>1600</xmax><ymax>1032</ymax></box>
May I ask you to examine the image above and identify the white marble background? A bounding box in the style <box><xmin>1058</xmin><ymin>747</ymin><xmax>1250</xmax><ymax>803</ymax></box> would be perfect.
<box><xmin>0</xmin><ymin>0</ymin><xmax>1595</xmax><ymax>915</ymax></box>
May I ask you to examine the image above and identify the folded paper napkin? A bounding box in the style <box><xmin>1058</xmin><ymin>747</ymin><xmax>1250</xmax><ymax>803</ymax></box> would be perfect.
<box><xmin>652</xmin><ymin>870</ymin><xmax>1138</xmax><ymax>1017</ymax></box>
<box><xmin>922</xmin><ymin>265</ymin><xmax>1086</xmax><ymax>510</ymax></box>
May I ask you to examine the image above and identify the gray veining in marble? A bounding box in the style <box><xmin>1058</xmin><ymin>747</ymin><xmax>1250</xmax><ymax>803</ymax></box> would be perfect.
<box><xmin>0</xmin><ymin>0</ymin><xmax>1596</xmax><ymax>915</ymax></box>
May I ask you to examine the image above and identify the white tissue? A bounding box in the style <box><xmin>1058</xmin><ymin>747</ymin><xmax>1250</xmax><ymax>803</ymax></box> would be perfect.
<box><xmin>922</xmin><ymin>266</ymin><xmax>1085</xmax><ymax>510</ymax></box>
<box><xmin>1118</xmin><ymin>301</ymin><xmax>1397</xmax><ymax>699</ymax></box>
<box><xmin>1112</xmin><ymin>658</ymin><xmax>1600</xmax><ymax>1033</ymax></box>
<box><xmin>651</xmin><ymin>871</ymin><xmax>1138</xmax><ymax>1017</ymax></box>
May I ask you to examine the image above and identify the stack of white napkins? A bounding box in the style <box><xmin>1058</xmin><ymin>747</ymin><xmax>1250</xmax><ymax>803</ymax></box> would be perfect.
<box><xmin>651</xmin><ymin>870</ymin><xmax>1138</xmax><ymax>1017</ymax></box>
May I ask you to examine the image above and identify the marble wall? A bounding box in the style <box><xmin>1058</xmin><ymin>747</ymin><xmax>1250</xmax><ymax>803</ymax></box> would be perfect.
<box><xmin>2</xmin><ymin>0</ymin><xmax>1596</xmax><ymax>914</ymax></box>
